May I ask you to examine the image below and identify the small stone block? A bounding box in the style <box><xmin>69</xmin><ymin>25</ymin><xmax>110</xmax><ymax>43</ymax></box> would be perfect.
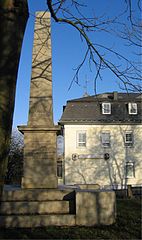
<box><xmin>76</xmin><ymin>190</ymin><xmax>116</xmax><ymax>226</ymax></box>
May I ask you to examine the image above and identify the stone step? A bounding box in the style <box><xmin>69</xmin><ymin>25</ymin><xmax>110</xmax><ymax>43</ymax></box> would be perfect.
<box><xmin>2</xmin><ymin>189</ymin><xmax>75</xmax><ymax>202</ymax></box>
<box><xmin>0</xmin><ymin>214</ymin><xmax>76</xmax><ymax>228</ymax></box>
<box><xmin>0</xmin><ymin>200</ymin><xmax>71</xmax><ymax>215</ymax></box>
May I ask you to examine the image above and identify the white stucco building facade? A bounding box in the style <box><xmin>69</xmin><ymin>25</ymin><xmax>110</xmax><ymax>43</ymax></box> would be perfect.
<box><xmin>59</xmin><ymin>92</ymin><xmax>142</xmax><ymax>189</ymax></box>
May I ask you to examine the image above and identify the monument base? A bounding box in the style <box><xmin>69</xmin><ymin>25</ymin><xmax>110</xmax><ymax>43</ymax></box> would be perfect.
<box><xmin>18</xmin><ymin>126</ymin><xmax>60</xmax><ymax>189</ymax></box>
<box><xmin>21</xmin><ymin>175</ymin><xmax>57</xmax><ymax>189</ymax></box>
<box><xmin>0</xmin><ymin>187</ymin><xmax>116</xmax><ymax>227</ymax></box>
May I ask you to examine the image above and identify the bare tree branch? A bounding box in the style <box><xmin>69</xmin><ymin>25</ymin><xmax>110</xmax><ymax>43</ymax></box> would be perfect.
<box><xmin>46</xmin><ymin>0</ymin><xmax>142</xmax><ymax>93</ymax></box>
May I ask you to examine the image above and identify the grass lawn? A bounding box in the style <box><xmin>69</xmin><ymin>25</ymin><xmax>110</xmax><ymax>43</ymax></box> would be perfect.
<box><xmin>0</xmin><ymin>198</ymin><xmax>141</xmax><ymax>239</ymax></box>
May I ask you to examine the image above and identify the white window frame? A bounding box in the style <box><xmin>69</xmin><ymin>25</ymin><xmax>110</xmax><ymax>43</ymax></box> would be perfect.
<box><xmin>125</xmin><ymin>131</ymin><xmax>133</xmax><ymax>147</ymax></box>
<box><xmin>101</xmin><ymin>132</ymin><xmax>110</xmax><ymax>147</ymax></box>
<box><xmin>102</xmin><ymin>103</ymin><xmax>111</xmax><ymax>114</ymax></box>
<box><xmin>126</xmin><ymin>162</ymin><xmax>135</xmax><ymax>178</ymax></box>
<box><xmin>128</xmin><ymin>103</ymin><xmax>137</xmax><ymax>115</ymax></box>
<box><xmin>77</xmin><ymin>131</ymin><xmax>86</xmax><ymax>148</ymax></box>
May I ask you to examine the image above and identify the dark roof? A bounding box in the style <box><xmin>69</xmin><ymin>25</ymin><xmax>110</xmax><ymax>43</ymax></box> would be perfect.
<box><xmin>59</xmin><ymin>92</ymin><xmax>142</xmax><ymax>124</ymax></box>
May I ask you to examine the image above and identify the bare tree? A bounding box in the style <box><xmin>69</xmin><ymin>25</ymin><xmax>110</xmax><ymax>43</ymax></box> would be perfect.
<box><xmin>5</xmin><ymin>129</ymin><xmax>24</xmax><ymax>185</ymax></box>
<box><xmin>47</xmin><ymin>0</ymin><xmax>141</xmax><ymax>93</ymax></box>
<box><xmin>0</xmin><ymin>0</ymin><xmax>28</xmax><ymax>197</ymax></box>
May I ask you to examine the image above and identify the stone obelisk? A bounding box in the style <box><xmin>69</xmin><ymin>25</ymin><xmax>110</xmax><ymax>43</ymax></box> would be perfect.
<box><xmin>19</xmin><ymin>12</ymin><xmax>60</xmax><ymax>189</ymax></box>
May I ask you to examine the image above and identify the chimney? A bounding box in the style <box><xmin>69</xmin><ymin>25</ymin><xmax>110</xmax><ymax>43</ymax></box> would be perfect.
<box><xmin>113</xmin><ymin>91</ymin><xmax>118</xmax><ymax>100</ymax></box>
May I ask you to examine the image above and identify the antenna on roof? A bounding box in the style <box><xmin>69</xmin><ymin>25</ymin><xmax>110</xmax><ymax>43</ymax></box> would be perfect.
<box><xmin>83</xmin><ymin>75</ymin><xmax>90</xmax><ymax>97</ymax></box>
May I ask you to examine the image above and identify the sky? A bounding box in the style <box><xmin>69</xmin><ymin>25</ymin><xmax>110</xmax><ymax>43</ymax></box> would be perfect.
<box><xmin>13</xmin><ymin>0</ymin><xmax>139</xmax><ymax>128</ymax></box>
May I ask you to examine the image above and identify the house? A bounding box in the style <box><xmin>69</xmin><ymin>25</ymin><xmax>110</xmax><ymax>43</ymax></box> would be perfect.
<box><xmin>58</xmin><ymin>92</ymin><xmax>142</xmax><ymax>189</ymax></box>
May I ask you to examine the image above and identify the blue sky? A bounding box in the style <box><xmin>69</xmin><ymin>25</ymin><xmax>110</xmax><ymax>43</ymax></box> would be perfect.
<box><xmin>13</xmin><ymin>0</ymin><xmax>139</xmax><ymax>127</ymax></box>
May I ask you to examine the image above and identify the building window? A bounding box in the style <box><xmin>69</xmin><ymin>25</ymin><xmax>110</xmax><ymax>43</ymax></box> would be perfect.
<box><xmin>125</xmin><ymin>131</ymin><xmax>133</xmax><ymax>147</ymax></box>
<box><xmin>126</xmin><ymin>162</ymin><xmax>135</xmax><ymax>178</ymax></box>
<box><xmin>57</xmin><ymin>161</ymin><xmax>63</xmax><ymax>178</ymax></box>
<box><xmin>102</xmin><ymin>103</ymin><xmax>111</xmax><ymax>114</ymax></box>
<box><xmin>128</xmin><ymin>103</ymin><xmax>137</xmax><ymax>114</ymax></box>
<box><xmin>77</xmin><ymin>131</ymin><xmax>86</xmax><ymax>147</ymax></box>
<box><xmin>101</xmin><ymin>132</ymin><xmax>110</xmax><ymax>147</ymax></box>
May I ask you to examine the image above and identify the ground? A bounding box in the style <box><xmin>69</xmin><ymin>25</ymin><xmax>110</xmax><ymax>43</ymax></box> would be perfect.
<box><xmin>0</xmin><ymin>198</ymin><xmax>141</xmax><ymax>239</ymax></box>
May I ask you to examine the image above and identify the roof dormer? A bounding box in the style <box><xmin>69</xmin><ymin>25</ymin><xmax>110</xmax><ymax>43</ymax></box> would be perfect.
<box><xmin>102</xmin><ymin>103</ymin><xmax>111</xmax><ymax>114</ymax></box>
<box><xmin>128</xmin><ymin>103</ymin><xmax>137</xmax><ymax>115</ymax></box>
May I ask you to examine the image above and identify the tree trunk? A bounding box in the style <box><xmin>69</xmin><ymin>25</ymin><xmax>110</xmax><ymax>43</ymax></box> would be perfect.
<box><xmin>0</xmin><ymin>0</ymin><xmax>28</xmax><ymax>198</ymax></box>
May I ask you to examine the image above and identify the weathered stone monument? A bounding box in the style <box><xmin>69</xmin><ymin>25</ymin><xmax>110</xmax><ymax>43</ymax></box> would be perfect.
<box><xmin>0</xmin><ymin>12</ymin><xmax>116</xmax><ymax>227</ymax></box>
<box><xmin>18</xmin><ymin>12</ymin><xmax>60</xmax><ymax>189</ymax></box>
